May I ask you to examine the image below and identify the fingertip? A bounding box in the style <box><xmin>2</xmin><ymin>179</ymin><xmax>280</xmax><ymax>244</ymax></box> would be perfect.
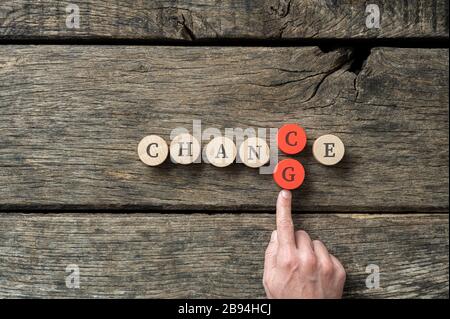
<box><xmin>280</xmin><ymin>189</ymin><xmax>291</xmax><ymax>200</ymax></box>
<box><xmin>277</xmin><ymin>190</ymin><xmax>293</xmax><ymax>215</ymax></box>
<box><xmin>277</xmin><ymin>190</ymin><xmax>292</xmax><ymax>209</ymax></box>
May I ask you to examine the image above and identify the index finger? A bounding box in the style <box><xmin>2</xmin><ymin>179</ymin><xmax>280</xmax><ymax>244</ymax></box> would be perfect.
<box><xmin>276</xmin><ymin>190</ymin><xmax>296</xmax><ymax>248</ymax></box>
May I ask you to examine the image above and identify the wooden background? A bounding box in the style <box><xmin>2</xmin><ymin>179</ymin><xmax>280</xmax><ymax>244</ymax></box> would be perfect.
<box><xmin>0</xmin><ymin>0</ymin><xmax>448</xmax><ymax>298</ymax></box>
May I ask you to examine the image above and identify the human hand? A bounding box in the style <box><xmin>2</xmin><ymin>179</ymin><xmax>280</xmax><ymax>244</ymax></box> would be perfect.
<box><xmin>263</xmin><ymin>190</ymin><xmax>346</xmax><ymax>299</ymax></box>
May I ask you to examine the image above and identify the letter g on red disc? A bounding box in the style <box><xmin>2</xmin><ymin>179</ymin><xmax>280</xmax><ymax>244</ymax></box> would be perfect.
<box><xmin>273</xmin><ymin>159</ymin><xmax>305</xmax><ymax>190</ymax></box>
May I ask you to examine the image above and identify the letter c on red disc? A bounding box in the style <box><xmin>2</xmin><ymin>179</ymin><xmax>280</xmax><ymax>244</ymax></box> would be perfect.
<box><xmin>277</xmin><ymin>124</ymin><xmax>307</xmax><ymax>154</ymax></box>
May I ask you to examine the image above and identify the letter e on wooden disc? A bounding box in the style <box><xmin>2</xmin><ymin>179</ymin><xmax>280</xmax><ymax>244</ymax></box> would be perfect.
<box><xmin>205</xmin><ymin>136</ymin><xmax>236</xmax><ymax>167</ymax></box>
<box><xmin>239</xmin><ymin>137</ymin><xmax>270</xmax><ymax>168</ymax></box>
<box><xmin>170</xmin><ymin>133</ymin><xmax>201</xmax><ymax>165</ymax></box>
<box><xmin>137</xmin><ymin>135</ymin><xmax>168</xmax><ymax>166</ymax></box>
<box><xmin>313</xmin><ymin>134</ymin><xmax>345</xmax><ymax>166</ymax></box>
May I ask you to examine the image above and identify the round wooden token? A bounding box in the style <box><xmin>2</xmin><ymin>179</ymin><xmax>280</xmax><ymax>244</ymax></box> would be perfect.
<box><xmin>238</xmin><ymin>137</ymin><xmax>270</xmax><ymax>168</ymax></box>
<box><xmin>137</xmin><ymin>135</ymin><xmax>168</xmax><ymax>166</ymax></box>
<box><xmin>205</xmin><ymin>136</ymin><xmax>236</xmax><ymax>167</ymax></box>
<box><xmin>312</xmin><ymin>134</ymin><xmax>345</xmax><ymax>166</ymax></box>
<box><xmin>277</xmin><ymin>123</ymin><xmax>307</xmax><ymax>154</ymax></box>
<box><xmin>273</xmin><ymin>159</ymin><xmax>305</xmax><ymax>190</ymax></box>
<box><xmin>170</xmin><ymin>133</ymin><xmax>201</xmax><ymax>165</ymax></box>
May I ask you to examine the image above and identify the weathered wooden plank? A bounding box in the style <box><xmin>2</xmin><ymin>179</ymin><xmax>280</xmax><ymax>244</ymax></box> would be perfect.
<box><xmin>0</xmin><ymin>0</ymin><xmax>448</xmax><ymax>40</ymax></box>
<box><xmin>0</xmin><ymin>46</ymin><xmax>448</xmax><ymax>212</ymax></box>
<box><xmin>0</xmin><ymin>213</ymin><xmax>447</xmax><ymax>298</ymax></box>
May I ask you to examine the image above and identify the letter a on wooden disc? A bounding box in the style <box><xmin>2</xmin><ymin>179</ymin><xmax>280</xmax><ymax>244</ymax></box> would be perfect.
<box><xmin>313</xmin><ymin>134</ymin><xmax>345</xmax><ymax>166</ymax></box>
<box><xmin>238</xmin><ymin>137</ymin><xmax>270</xmax><ymax>168</ymax></box>
<box><xmin>137</xmin><ymin>135</ymin><xmax>168</xmax><ymax>166</ymax></box>
<box><xmin>170</xmin><ymin>133</ymin><xmax>201</xmax><ymax>165</ymax></box>
<box><xmin>205</xmin><ymin>136</ymin><xmax>236</xmax><ymax>167</ymax></box>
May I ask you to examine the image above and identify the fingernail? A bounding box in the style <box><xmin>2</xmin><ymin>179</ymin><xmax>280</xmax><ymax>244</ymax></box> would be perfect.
<box><xmin>281</xmin><ymin>189</ymin><xmax>291</xmax><ymax>199</ymax></box>
<box><xmin>271</xmin><ymin>230</ymin><xmax>277</xmax><ymax>241</ymax></box>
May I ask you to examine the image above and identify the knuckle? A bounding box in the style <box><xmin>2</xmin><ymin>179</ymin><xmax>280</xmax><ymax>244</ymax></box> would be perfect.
<box><xmin>295</xmin><ymin>230</ymin><xmax>309</xmax><ymax>239</ymax></box>
<box><xmin>303</xmin><ymin>254</ymin><xmax>317</xmax><ymax>269</ymax></box>
<box><xmin>279</xmin><ymin>252</ymin><xmax>298</xmax><ymax>269</ymax></box>
<box><xmin>312</xmin><ymin>239</ymin><xmax>322</xmax><ymax>246</ymax></box>
<box><xmin>330</xmin><ymin>256</ymin><xmax>346</xmax><ymax>278</ymax></box>
<box><xmin>320</xmin><ymin>261</ymin><xmax>335</xmax><ymax>276</ymax></box>
<box><xmin>301</xmin><ymin>253</ymin><xmax>317</xmax><ymax>269</ymax></box>
<box><xmin>286</xmin><ymin>259</ymin><xmax>299</xmax><ymax>270</ymax></box>
<box><xmin>332</xmin><ymin>260</ymin><xmax>346</xmax><ymax>280</ymax></box>
<box><xmin>337</xmin><ymin>266</ymin><xmax>347</xmax><ymax>280</ymax></box>
<box><xmin>298</xmin><ymin>230</ymin><xmax>309</xmax><ymax>238</ymax></box>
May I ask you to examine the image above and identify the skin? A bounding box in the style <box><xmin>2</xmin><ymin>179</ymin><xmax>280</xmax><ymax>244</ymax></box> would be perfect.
<box><xmin>263</xmin><ymin>190</ymin><xmax>346</xmax><ymax>299</ymax></box>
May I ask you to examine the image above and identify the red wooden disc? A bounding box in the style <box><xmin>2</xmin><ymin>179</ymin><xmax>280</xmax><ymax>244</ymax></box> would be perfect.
<box><xmin>277</xmin><ymin>124</ymin><xmax>307</xmax><ymax>154</ymax></box>
<box><xmin>273</xmin><ymin>159</ymin><xmax>305</xmax><ymax>190</ymax></box>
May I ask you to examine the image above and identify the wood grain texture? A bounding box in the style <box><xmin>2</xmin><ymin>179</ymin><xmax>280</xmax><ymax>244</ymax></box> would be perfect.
<box><xmin>0</xmin><ymin>213</ymin><xmax>447</xmax><ymax>298</ymax></box>
<box><xmin>0</xmin><ymin>46</ymin><xmax>448</xmax><ymax>212</ymax></box>
<box><xmin>0</xmin><ymin>0</ymin><xmax>448</xmax><ymax>40</ymax></box>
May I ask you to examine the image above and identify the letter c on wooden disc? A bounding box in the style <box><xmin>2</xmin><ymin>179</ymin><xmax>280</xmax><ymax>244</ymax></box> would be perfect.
<box><xmin>138</xmin><ymin>135</ymin><xmax>169</xmax><ymax>166</ymax></box>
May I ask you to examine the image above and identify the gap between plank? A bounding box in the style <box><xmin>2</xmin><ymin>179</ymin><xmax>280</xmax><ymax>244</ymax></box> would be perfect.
<box><xmin>0</xmin><ymin>37</ymin><xmax>448</xmax><ymax>48</ymax></box>
<box><xmin>0</xmin><ymin>207</ymin><xmax>447</xmax><ymax>215</ymax></box>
